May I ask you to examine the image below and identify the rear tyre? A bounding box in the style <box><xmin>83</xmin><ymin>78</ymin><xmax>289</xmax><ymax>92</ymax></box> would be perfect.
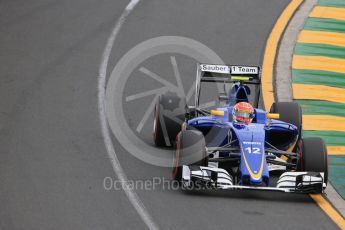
<box><xmin>300</xmin><ymin>137</ymin><xmax>328</xmax><ymax>184</ymax></box>
<box><xmin>269</xmin><ymin>102</ymin><xmax>302</xmax><ymax>135</ymax></box>
<box><xmin>172</xmin><ymin>130</ymin><xmax>208</xmax><ymax>181</ymax></box>
<box><xmin>270</xmin><ymin>102</ymin><xmax>302</xmax><ymax>152</ymax></box>
<box><xmin>153</xmin><ymin>92</ymin><xmax>187</xmax><ymax>147</ymax></box>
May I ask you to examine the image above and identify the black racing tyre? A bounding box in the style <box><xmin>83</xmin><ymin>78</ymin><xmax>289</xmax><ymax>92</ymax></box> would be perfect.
<box><xmin>270</xmin><ymin>102</ymin><xmax>302</xmax><ymax>139</ymax></box>
<box><xmin>153</xmin><ymin>92</ymin><xmax>187</xmax><ymax>147</ymax></box>
<box><xmin>300</xmin><ymin>137</ymin><xmax>328</xmax><ymax>184</ymax></box>
<box><xmin>172</xmin><ymin>130</ymin><xmax>208</xmax><ymax>181</ymax></box>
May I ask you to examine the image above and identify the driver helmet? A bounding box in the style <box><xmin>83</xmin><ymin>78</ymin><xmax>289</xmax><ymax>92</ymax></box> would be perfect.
<box><xmin>232</xmin><ymin>102</ymin><xmax>255</xmax><ymax>124</ymax></box>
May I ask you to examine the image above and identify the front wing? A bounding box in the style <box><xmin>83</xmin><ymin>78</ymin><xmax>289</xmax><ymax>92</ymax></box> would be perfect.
<box><xmin>182</xmin><ymin>166</ymin><xmax>326</xmax><ymax>194</ymax></box>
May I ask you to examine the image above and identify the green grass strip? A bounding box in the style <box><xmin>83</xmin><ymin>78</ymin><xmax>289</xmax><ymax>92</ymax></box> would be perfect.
<box><xmin>319</xmin><ymin>0</ymin><xmax>345</xmax><ymax>8</ymax></box>
<box><xmin>295</xmin><ymin>43</ymin><xmax>345</xmax><ymax>59</ymax></box>
<box><xmin>295</xmin><ymin>99</ymin><xmax>345</xmax><ymax>117</ymax></box>
<box><xmin>304</xmin><ymin>18</ymin><xmax>345</xmax><ymax>33</ymax></box>
<box><xmin>292</xmin><ymin>69</ymin><xmax>345</xmax><ymax>88</ymax></box>
<box><xmin>329</xmin><ymin>156</ymin><xmax>345</xmax><ymax>199</ymax></box>
<box><xmin>303</xmin><ymin>130</ymin><xmax>345</xmax><ymax>146</ymax></box>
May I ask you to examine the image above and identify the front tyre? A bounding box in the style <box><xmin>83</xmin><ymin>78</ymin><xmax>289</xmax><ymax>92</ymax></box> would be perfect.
<box><xmin>300</xmin><ymin>137</ymin><xmax>328</xmax><ymax>184</ymax></box>
<box><xmin>172</xmin><ymin>130</ymin><xmax>208</xmax><ymax>181</ymax></box>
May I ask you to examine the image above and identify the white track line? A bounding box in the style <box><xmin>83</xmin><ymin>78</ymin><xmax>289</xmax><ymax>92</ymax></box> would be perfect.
<box><xmin>97</xmin><ymin>0</ymin><xmax>159</xmax><ymax>229</ymax></box>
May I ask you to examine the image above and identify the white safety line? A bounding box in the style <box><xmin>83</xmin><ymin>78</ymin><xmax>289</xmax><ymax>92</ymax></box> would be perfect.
<box><xmin>97</xmin><ymin>0</ymin><xmax>159</xmax><ymax>229</ymax></box>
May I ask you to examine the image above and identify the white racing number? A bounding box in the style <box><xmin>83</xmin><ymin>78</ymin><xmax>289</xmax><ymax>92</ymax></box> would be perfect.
<box><xmin>245</xmin><ymin>147</ymin><xmax>261</xmax><ymax>154</ymax></box>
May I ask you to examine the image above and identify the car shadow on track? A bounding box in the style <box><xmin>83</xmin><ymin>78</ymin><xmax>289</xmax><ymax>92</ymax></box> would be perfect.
<box><xmin>180</xmin><ymin>188</ymin><xmax>312</xmax><ymax>204</ymax></box>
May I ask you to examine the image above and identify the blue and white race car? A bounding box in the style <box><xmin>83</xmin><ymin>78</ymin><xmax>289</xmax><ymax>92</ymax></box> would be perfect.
<box><xmin>153</xmin><ymin>64</ymin><xmax>327</xmax><ymax>193</ymax></box>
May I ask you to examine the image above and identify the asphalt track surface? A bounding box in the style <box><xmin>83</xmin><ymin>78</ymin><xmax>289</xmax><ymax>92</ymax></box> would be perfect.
<box><xmin>0</xmin><ymin>0</ymin><xmax>339</xmax><ymax>229</ymax></box>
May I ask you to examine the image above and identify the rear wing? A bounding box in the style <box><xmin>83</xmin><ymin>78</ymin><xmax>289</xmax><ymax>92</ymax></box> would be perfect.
<box><xmin>198</xmin><ymin>64</ymin><xmax>261</xmax><ymax>84</ymax></box>
<box><xmin>195</xmin><ymin>64</ymin><xmax>261</xmax><ymax>108</ymax></box>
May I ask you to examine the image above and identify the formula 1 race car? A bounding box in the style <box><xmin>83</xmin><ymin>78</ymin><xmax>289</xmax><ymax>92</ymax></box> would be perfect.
<box><xmin>153</xmin><ymin>64</ymin><xmax>328</xmax><ymax>194</ymax></box>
